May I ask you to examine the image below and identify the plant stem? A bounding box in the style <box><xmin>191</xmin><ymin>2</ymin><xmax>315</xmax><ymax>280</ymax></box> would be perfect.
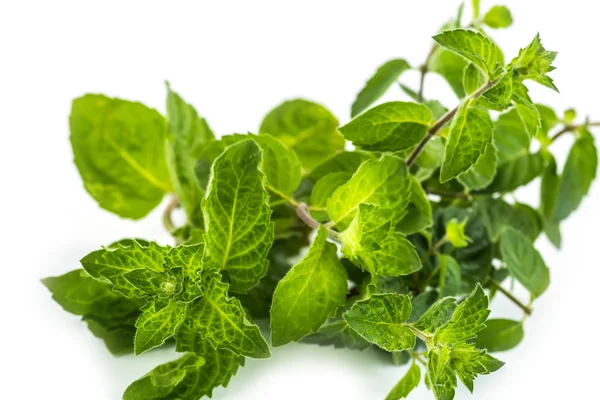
<box><xmin>424</xmin><ymin>186</ymin><xmax>472</xmax><ymax>201</ymax></box>
<box><xmin>162</xmin><ymin>196</ymin><xmax>180</xmax><ymax>233</ymax></box>
<box><xmin>406</xmin><ymin>79</ymin><xmax>497</xmax><ymax>167</ymax></box>
<box><xmin>417</xmin><ymin>45</ymin><xmax>438</xmax><ymax>103</ymax></box>
<box><xmin>550</xmin><ymin>121</ymin><xmax>600</xmax><ymax>143</ymax></box>
<box><xmin>296</xmin><ymin>202</ymin><xmax>339</xmax><ymax>240</ymax></box>
<box><xmin>489</xmin><ymin>279</ymin><xmax>533</xmax><ymax>316</ymax></box>
<box><xmin>409</xmin><ymin>350</ymin><xmax>427</xmax><ymax>366</ymax></box>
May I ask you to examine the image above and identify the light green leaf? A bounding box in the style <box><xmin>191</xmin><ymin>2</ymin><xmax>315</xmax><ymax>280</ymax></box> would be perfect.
<box><xmin>385</xmin><ymin>362</ymin><xmax>421</xmax><ymax>400</ymax></box>
<box><xmin>253</xmin><ymin>134</ymin><xmax>303</xmax><ymax>197</ymax></box>
<box><xmin>450</xmin><ymin>343</ymin><xmax>504</xmax><ymax>392</ymax></box>
<box><xmin>340</xmin><ymin>102</ymin><xmax>433</xmax><ymax>152</ymax></box>
<box><xmin>310</xmin><ymin>172</ymin><xmax>352</xmax><ymax>208</ymax></box>
<box><xmin>472</xmin><ymin>0</ymin><xmax>480</xmax><ymax>19</ymax></box>
<box><xmin>307</xmin><ymin>151</ymin><xmax>375</xmax><ymax>183</ymax></box>
<box><xmin>340</xmin><ymin>204</ymin><xmax>421</xmax><ymax>276</ymax></box>
<box><xmin>179</xmin><ymin>272</ymin><xmax>270</xmax><ymax>359</ymax></box>
<box><xmin>70</xmin><ymin>95</ymin><xmax>172</xmax><ymax>219</ymax></box>
<box><xmin>483</xmin><ymin>5</ymin><xmax>513</xmax><ymax>29</ymax></box>
<box><xmin>477</xmin><ymin>152</ymin><xmax>544</xmax><ymax>193</ymax></box>
<box><xmin>352</xmin><ymin>59</ymin><xmax>412</xmax><ymax>117</ymax></box>
<box><xmin>433</xmin><ymin>29</ymin><xmax>498</xmax><ymax>76</ymax></box>
<box><xmin>425</xmin><ymin>347</ymin><xmax>457</xmax><ymax>400</ymax></box>
<box><xmin>440</xmin><ymin>102</ymin><xmax>493</xmax><ymax>182</ymax></box>
<box><xmin>396</xmin><ymin>175</ymin><xmax>433</xmax><ymax>234</ymax></box>
<box><xmin>434</xmin><ymin>284</ymin><xmax>490</xmax><ymax>344</ymax></box>
<box><xmin>493</xmin><ymin>108</ymin><xmax>530</xmax><ymax>163</ymax></box>
<box><xmin>327</xmin><ymin>154</ymin><xmax>411</xmax><ymax>229</ymax></box>
<box><xmin>202</xmin><ymin>140</ymin><xmax>274</xmax><ymax>292</ymax></box>
<box><xmin>537</xmin><ymin>104</ymin><xmax>560</xmax><ymax>139</ymax></box>
<box><xmin>343</xmin><ymin>293</ymin><xmax>416</xmax><ymax>352</ymax></box>
<box><xmin>80</xmin><ymin>240</ymin><xmax>169</xmax><ymax>299</ymax></box>
<box><xmin>512</xmin><ymin>82</ymin><xmax>542</xmax><ymax>138</ymax></box>
<box><xmin>438</xmin><ymin>255</ymin><xmax>462</xmax><ymax>297</ymax></box>
<box><xmin>553</xmin><ymin>132</ymin><xmax>598</xmax><ymax>222</ymax></box>
<box><xmin>271</xmin><ymin>226</ymin><xmax>348</xmax><ymax>346</ymax></box>
<box><xmin>540</xmin><ymin>153</ymin><xmax>562</xmax><ymax>248</ymax></box>
<box><xmin>511</xmin><ymin>33</ymin><xmax>558</xmax><ymax>91</ymax></box>
<box><xmin>123</xmin><ymin>345</ymin><xmax>244</xmax><ymax>400</ymax></box>
<box><xmin>134</xmin><ymin>299</ymin><xmax>186</xmax><ymax>355</ymax></box>
<box><xmin>457</xmin><ymin>143</ymin><xmax>498</xmax><ymax>190</ymax></box>
<box><xmin>302</xmin><ymin>320</ymin><xmax>371</xmax><ymax>351</ymax></box>
<box><xmin>445</xmin><ymin>218</ymin><xmax>472</xmax><ymax>248</ymax></box>
<box><xmin>500</xmin><ymin>227</ymin><xmax>550</xmax><ymax>298</ymax></box>
<box><xmin>259</xmin><ymin>99</ymin><xmax>344</xmax><ymax>170</ymax></box>
<box><xmin>475</xmin><ymin>319</ymin><xmax>524</xmax><ymax>352</ymax></box>
<box><xmin>165</xmin><ymin>83</ymin><xmax>214</xmax><ymax>228</ymax></box>
<box><xmin>463</xmin><ymin>63</ymin><xmax>486</xmax><ymax>95</ymax></box>
<box><xmin>413</xmin><ymin>297</ymin><xmax>457</xmax><ymax>334</ymax></box>
<box><xmin>429</xmin><ymin>47</ymin><xmax>468</xmax><ymax>98</ymax></box>
<box><xmin>414</xmin><ymin>136</ymin><xmax>445</xmax><ymax>170</ymax></box>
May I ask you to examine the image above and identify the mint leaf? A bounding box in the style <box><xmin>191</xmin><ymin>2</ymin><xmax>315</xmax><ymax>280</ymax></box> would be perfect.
<box><xmin>259</xmin><ymin>99</ymin><xmax>343</xmax><ymax>170</ymax></box>
<box><xmin>540</xmin><ymin>153</ymin><xmax>562</xmax><ymax>248</ymax></box>
<box><xmin>340</xmin><ymin>101</ymin><xmax>433</xmax><ymax>152</ymax></box>
<box><xmin>500</xmin><ymin>227</ymin><xmax>550</xmax><ymax>298</ymax></box>
<box><xmin>70</xmin><ymin>95</ymin><xmax>172</xmax><ymax>219</ymax></box>
<box><xmin>327</xmin><ymin>154</ymin><xmax>411</xmax><ymax>229</ymax></box>
<box><xmin>253</xmin><ymin>134</ymin><xmax>303</xmax><ymax>197</ymax></box>
<box><xmin>425</xmin><ymin>347</ymin><xmax>457</xmax><ymax>400</ymax></box>
<box><xmin>385</xmin><ymin>362</ymin><xmax>421</xmax><ymax>400</ymax></box>
<box><xmin>553</xmin><ymin>131</ymin><xmax>598</xmax><ymax>222</ymax></box>
<box><xmin>310</xmin><ymin>171</ymin><xmax>352</xmax><ymax>209</ymax></box>
<box><xmin>124</xmin><ymin>345</ymin><xmax>243</xmax><ymax>400</ymax></box>
<box><xmin>476</xmin><ymin>198</ymin><xmax>542</xmax><ymax>242</ymax></box>
<box><xmin>352</xmin><ymin>59</ymin><xmax>412</xmax><ymax>117</ymax></box>
<box><xmin>396</xmin><ymin>175</ymin><xmax>433</xmax><ymax>234</ymax></box>
<box><xmin>494</xmin><ymin>108</ymin><xmax>530</xmax><ymax>163</ymax></box>
<box><xmin>165</xmin><ymin>83</ymin><xmax>214</xmax><ymax>228</ymax></box>
<box><xmin>429</xmin><ymin>48</ymin><xmax>468</xmax><ymax>98</ymax></box>
<box><xmin>440</xmin><ymin>101</ymin><xmax>494</xmax><ymax>182</ymax></box>
<box><xmin>512</xmin><ymin>82</ymin><xmax>542</xmax><ymax>137</ymax></box>
<box><xmin>510</xmin><ymin>33</ymin><xmax>558</xmax><ymax>91</ymax></box>
<box><xmin>178</xmin><ymin>272</ymin><xmax>270</xmax><ymax>359</ymax></box>
<box><xmin>437</xmin><ymin>255</ymin><xmax>462</xmax><ymax>298</ymax></box>
<box><xmin>449</xmin><ymin>343</ymin><xmax>504</xmax><ymax>392</ymax></box>
<box><xmin>475</xmin><ymin>318</ymin><xmax>524</xmax><ymax>352</ymax></box>
<box><xmin>414</xmin><ymin>297</ymin><xmax>458</xmax><ymax>334</ymax></box>
<box><xmin>270</xmin><ymin>226</ymin><xmax>348</xmax><ymax>346</ymax></box>
<box><xmin>433</xmin><ymin>29</ymin><xmax>498</xmax><ymax>76</ymax></box>
<box><xmin>339</xmin><ymin>204</ymin><xmax>421</xmax><ymax>276</ymax></box>
<box><xmin>434</xmin><ymin>284</ymin><xmax>489</xmax><ymax>344</ymax></box>
<box><xmin>306</xmin><ymin>151</ymin><xmax>374</xmax><ymax>183</ymax></box>
<box><xmin>477</xmin><ymin>152</ymin><xmax>544</xmax><ymax>193</ymax></box>
<box><xmin>202</xmin><ymin>140</ymin><xmax>274</xmax><ymax>292</ymax></box>
<box><xmin>483</xmin><ymin>5</ymin><xmax>513</xmax><ymax>29</ymax></box>
<box><xmin>344</xmin><ymin>294</ymin><xmax>416</xmax><ymax>352</ymax></box>
<box><xmin>134</xmin><ymin>299</ymin><xmax>186</xmax><ymax>355</ymax></box>
<box><xmin>457</xmin><ymin>143</ymin><xmax>498</xmax><ymax>190</ymax></box>
<box><xmin>302</xmin><ymin>320</ymin><xmax>371</xmax><ymax>351</ymax></box>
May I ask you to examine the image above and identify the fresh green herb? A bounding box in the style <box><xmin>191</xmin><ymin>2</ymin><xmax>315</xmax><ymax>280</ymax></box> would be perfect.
<box><xmin>44</xmin><ymin>2</ymin><xmax>598</xmax><ymax>399</ymax></box>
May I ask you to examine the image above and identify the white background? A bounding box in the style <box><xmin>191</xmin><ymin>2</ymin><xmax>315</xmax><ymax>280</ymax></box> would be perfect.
<box><xmin>1</xmin><ymin>0</ymin><xmax>599</xmax><ymax>399</ymax></box>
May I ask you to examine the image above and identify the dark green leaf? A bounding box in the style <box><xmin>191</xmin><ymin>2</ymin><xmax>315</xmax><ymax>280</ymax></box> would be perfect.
<box><xmin>475</xmin><ymin>319</ymin><xmax>524</xmax><ymax>352</ymax></box>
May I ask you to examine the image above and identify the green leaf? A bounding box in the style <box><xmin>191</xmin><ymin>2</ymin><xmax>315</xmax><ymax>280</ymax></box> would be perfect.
<box><xmin>434</xmin><ymin>284</ymin><xmax>490</xmax><ymax>344</ymax></box>
<box><xmin>425</xmin><ymin>347</ymin><xmax>457</xmax><ymax>400</ymax></box>
<box><xmin>463</xmin><ymin>63</ymin><xmax>486</xmax><ymax>95</ymax></box>
<box><xmin>340</xmin><ymin>102</ymin><xmax>433</xmax><ymax>152</ymax></box>
<box><xmin>408</xmin><ymin>291</ymin><xmax>439</xmax><ymax>322</ymax></box>
<box><xmin>134</xmin><ymin>299</ymin><xmax>186</xmax><ymax>355</ymax></box>
<box><xmin>165</xmin><ymin>83</ymin><xmax>214</xmax><ymax>228</ymax></box>
<box><xmin>483</xmin><ymin>5</ymin><xmax>513</xmax><ymax>29</ymax></box>
<box><xmin>429</xmin><ymin>47</ymin><xmax>468</xmax><ymax>98</ymax></box>
<box><xmin>432</xmin><ymin>29</ymin><xmax>498</xmax><ymax>76</ymax></box>
<box><xmin>437</xmin><ymin>255</ymin><xmax>462</xmax><ymax>297</ymax></box>
<box><xmin>457</xmin><ymin>143</ymin><xmax>498</xmax><ymax>190</ymax></box>
<box><xmin>259</xmin><ymin>99</ymin><xmax>344</xmax><ymax>170</ymax></box>
<box><xmin>493</xmin><ymin>109</ymin><xmax>530</xmax><ymax>163</ymax></box>
<box><xmin>471</xmin><ymin>0</ymin><xmax>480</xmax><ymax>19</ymax></box>
<box><xmin>553</xmin><ymin>132</ymin><xmax>598</xmax><ymax>222</ymax></box>
<box><xmin>475</xmin><ymin>319</ymin><xmax>524</xmax><ymax>352</ymax></box>
<box><xmin>445</xmin><ymin>218</ymin><xmax>472</xmax><ymax>248</ymax></box>
<box><xmin>440</xmin><ymin>101</ymin><xmax>494</xmax><ymax>182</ymax></box>
<box><xmin>510</xmin><ymin>33</ymin><xmax>558</xmax><ymax>91</ymax></box>
<box><xmin>499</xmin><ymin>227</ymin><xmax>550</xmax><ymax>298</ymax></box>
<box><xmin>340</xmin><ymin>204</ymin><xmax>421</xmax><ymax>276</ymax></box>
<box><xmin>270</xmin><ymin>226</ymin><xmax>348</xmax><ymax>346</ymax></box>
<box><xmin>540</xmin><ymin>153</ymin><xmax>562</xmax><ymax>248</ymax></box>
<box><xmin>302</xmin><ymin>320</ymin><xmax>371</xmax><ymax>351</ymax></box>
<box><xmin>343</xmin><ymin>293</ymin><xmax>416</xmax><ymax>352</ymax></box>
<box><xmin>396</xmin><ymin>175</ymin><xmax>433</xmax><ymax>234</ymax></box>
<box><xmin>42</xmin><ymin>269</ymin><xmax>142</xmax><ymax>355</ymax></box>
<box><xmin>413</xmin><ymin>296</ymin><xmax>457</xmax><ymax>334</ymax></box>
<box><xmin>385</xmin><ymin>362</ymin><xmax>421</xmax><ymax>400</ymax></box>
<box><xmin>476</xmin><ymin>198</ymin><xmax>542</xmax><ymax>242</ymax></box>
<box><xmin>306</xmin><ymin>151</ymin><xmax>374</xmax><ymax>183</ymax></box>
<box><xmin>512</xmin><ymin>82</ymin><xmax>542</xmax><ymax>138</ymax></box>
<box><xmin>123</xmin><ymin>345</ymin><xmax>243</xmax><ymax>400</ymax></box>
<box><xmin>449</xmin><ymin>343</ymin><xmax>504</xmax><ymax>392</ymax></box>
<box><xmin>327</xmin><ymin>154</ymin><xmax>411</xmax><ymax>229</ymax></box>
<box><xmin>310</xmin><ymin>172</ymin><xmax>352</xmax><ymax>208</ymax></box>
<box><xmin>253</xmin><ymin>134</ymin><xmax>303</xmax><ymax>197</ymax></box>
<box><xmin>70</xmin><ymin>94</ymin><xmax>172</xmax><ymax>219</ymax></box>
<box><xmin>352</xmin><ymin>59</ymin><xmax>412</xmax><ymax>117</ymax></box>
<box><xmin>80</xmin><ymin>240</ymin><xmax>169</xmax><ymax>299</ymax></box>
<box><xmin>178</xmin><ymin>272</ymin><xmax>270</xmax><ymax>359</ymax></box>
<box><xmin>477</xmin><ymin>152</ymin><xmax>544</xmax><ymax>193</ymax></box>
<box><xmin>202</xmin><ymin>140</ymin><xmax>274</xmax><ymax>292</ymax></box>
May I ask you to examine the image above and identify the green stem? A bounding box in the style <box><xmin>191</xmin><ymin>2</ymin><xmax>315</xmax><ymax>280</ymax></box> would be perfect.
<box><xmin>550</xmin><ymin>121</ymin><xmax>600</xmax><ymax>143</ymax></box>
<box><xmin>296</xmin><ymin>203</ymin><xmax>340</xmax><ymax>240</ymax></box>
<box><xmin>417</xmin><ymin>45</ymin><xmax>438</xmax><ymax>103</ymax></box>
<box><xmin>406</xmin><ymin>78</ymin><xmax>498</xmax><ymax>167</ymax></box>
<box><xmin>409</xmin><ymin>349</ymin><xmax>428</xmax><ymax>366</ymax></box>
<box><xmin>489</xmin><ymin>279</ymin><xmax>533</xmax><ymax>316</ymax></box>
<box><xmin>162</xmin><ymin>196</ymin><xmax>179</xmax><ymax>233</ymax></box>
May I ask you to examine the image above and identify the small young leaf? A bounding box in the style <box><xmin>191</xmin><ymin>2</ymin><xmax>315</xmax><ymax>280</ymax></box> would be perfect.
<box><xmin>385</xmin><ymin>362</ymin><xmax>421</xmax><ymax>400</ymax></box>
<box><xmin>134</xmin><ymin>299</ymin><xmax>186</xmax><ymax>355</ymax></box>
<box><xmin>344</xmin><ymin>294</ymin><xmax>416</xmax><ymax>352</ymax></box>
<box><xmin>270</xmin><ymin>226</ymin><xmax>348</xmax><ymax>346</ymax></box>
<box><xmin>445</xmin><ymin>218</ymin><xmax>472</xmax><ymax>248</ymax></box>
<box><xmin>433</xmin><ymin>29</ymin><xmax>498</xmax><ymax>76</ymax></box>
<box><xmin>500</xmin><ymin>227</ymin><xmax>550</xmax><ymax>298</ymax></box>
<box><xmin>259</xmin><ymin>99</ymin><xmax>343</xmax><ymax>170</ymax></box>
<box><xmin>352</xmin><ymin>59</ymin><xmax>412</xmax><ymax>117</ymax></box>
<box><xmin>440</xmin><ymin>101</ymin><xmax>494</xmax><ymax>182</ymax></box>
<box><xmin>483</xmin><ymin>5</ymin><xmax>513</xmax><ymax>29</ymax></box>
<box><xmin>414</xmin><ymin>297</ymin><xmax>458</xmax><ymax>334</ymax></box>
<box><xmin>202</xmin><ymin>140</ymin><xmax>274</xmax><ymax>292</ymax></box>
<box><xmin>70</xmin><ymin>95</ymin><xmax>173</xmax><ymax>219</ymax></box>
<box><xmin>510</xmin><ymin>33</ymin><xmax>558</xmax><ymax>92</ymax></box>
<box><xmin>475</xmin><ymin>319</ymin><xmax>524</xmax><ymax>352</ymax></box>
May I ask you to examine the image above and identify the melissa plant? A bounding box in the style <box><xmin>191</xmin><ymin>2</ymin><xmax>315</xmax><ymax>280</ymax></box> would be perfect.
<box><xmin>43</xmin><ymin>2</ymin><xmax>598</xmax><ymax>399</ymax></box>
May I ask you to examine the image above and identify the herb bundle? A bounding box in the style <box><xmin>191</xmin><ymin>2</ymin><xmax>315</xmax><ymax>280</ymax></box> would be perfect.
<box><xmin>43</xmin><ymin>2</ymin><xmax>598</xmax><ymax>399</ymax></box>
